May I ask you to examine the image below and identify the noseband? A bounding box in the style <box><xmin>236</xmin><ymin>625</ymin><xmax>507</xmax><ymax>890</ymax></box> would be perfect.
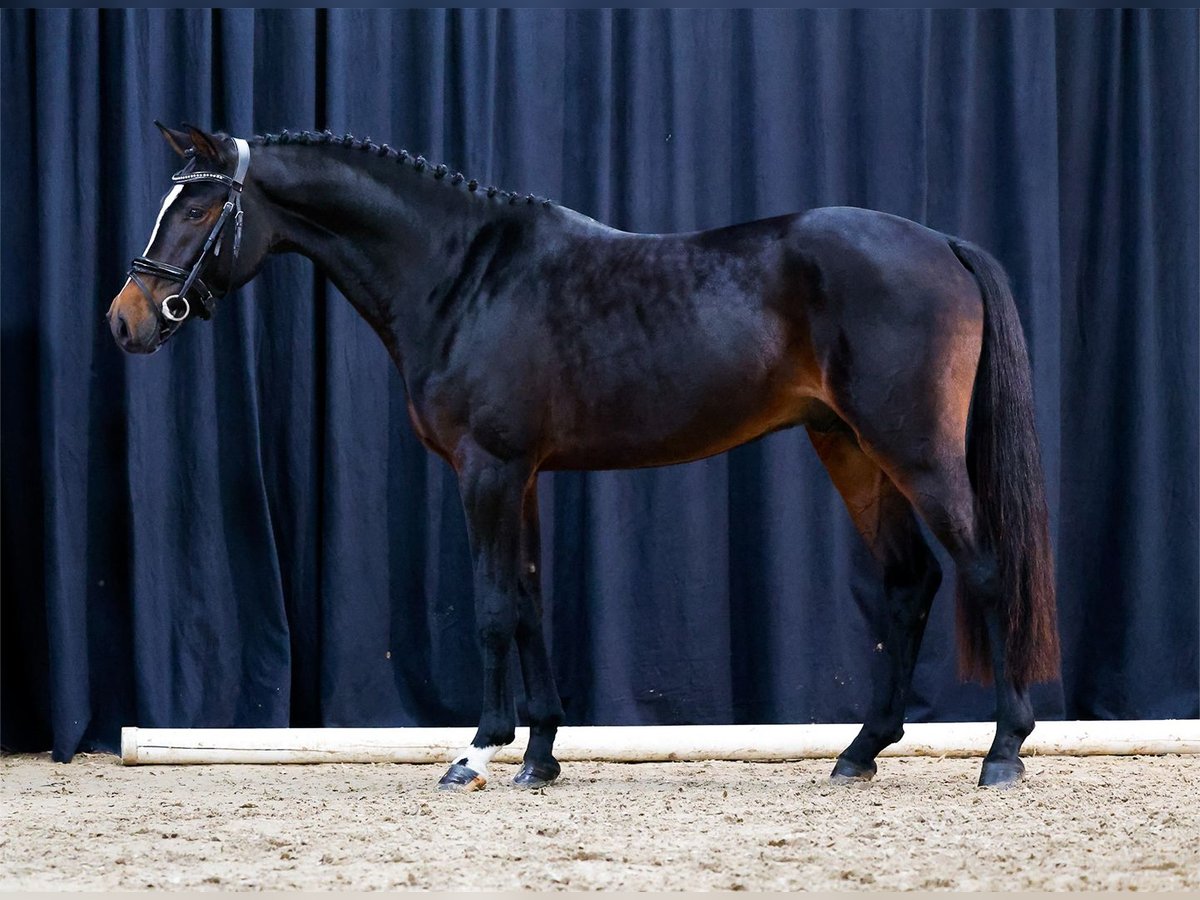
<box><xmin>128</xmin><ymin>138</ymin><xmax>251</xmax><ymax>324</ymax></box>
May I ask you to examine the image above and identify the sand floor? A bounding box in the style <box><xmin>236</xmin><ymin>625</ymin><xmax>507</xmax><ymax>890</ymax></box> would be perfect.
<box><xmin>1</xmin><ymin>753</ymin><xmax>1197</xmax><ymax>891</ymax></box>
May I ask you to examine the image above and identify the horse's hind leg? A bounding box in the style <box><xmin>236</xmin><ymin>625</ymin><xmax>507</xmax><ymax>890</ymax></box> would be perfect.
<box><xmin>808</xmin><ymin>427</ymin><xmax>943</xmax><ymax>782</ymax></box>
<box><xmin>857</xmin><ymin>442</ymin><xmax>1034</xmax><ymax>788</ymax></box>
<box><xmin>512</xmin><ymin>478</ymin><xmax>565</xmax><ymax>788</ymax></box>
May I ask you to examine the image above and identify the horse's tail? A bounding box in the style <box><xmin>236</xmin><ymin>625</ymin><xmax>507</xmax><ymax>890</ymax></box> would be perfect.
<box><xmin>949</xmin><ymin>238</ymin><xmax>1059</xmax><ymax>686</ymax></box>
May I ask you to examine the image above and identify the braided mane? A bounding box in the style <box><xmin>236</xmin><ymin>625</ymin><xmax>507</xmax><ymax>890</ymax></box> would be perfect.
<box><xmin>252</xmin><ymin>129</ymin><xmax>554</xmax><ymax>208</ymax></box>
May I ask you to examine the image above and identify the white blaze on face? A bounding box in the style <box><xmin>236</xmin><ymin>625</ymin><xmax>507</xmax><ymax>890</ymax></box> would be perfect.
<box><xmin>116</xmin><ymin>184</ymin><xmax>185</xmax><ymax>299</ymax></box>
<box><xmin>453</xmin><ymin>744</ymin><xmax>501</xmax><ymax>779</ymax></box>
<box><xmin>144</xmin><ymin>184</ymin><xmax>184</xmax><ymax>254</ymax></box>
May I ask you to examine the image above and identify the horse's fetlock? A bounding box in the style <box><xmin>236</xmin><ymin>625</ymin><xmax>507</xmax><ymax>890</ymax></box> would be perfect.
<box><xmin>1011</xmin><ymin>709</ymin><xmax>1035</xmax><ymax>741</ymax></box>
<box><xmin>475</xmin><ymin>724</ymin><xmax>516</xmax><ymax>749</ymax></box>
<box><xmin>528</xmin><ymin>710</ymin><xmax>563</xmax><ymax>732</ymax></box>
<box><xmin>868</xmin><ymin>724</ymin><xmax>904</xmax><ymax>747</ymax></box>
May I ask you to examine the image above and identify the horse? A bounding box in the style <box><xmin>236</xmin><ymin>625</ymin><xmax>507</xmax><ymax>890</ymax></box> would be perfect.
<box><xmin>108</xmin><ymin>123</ymin><xmax>1060</xmax><ymax>791</ymax></box>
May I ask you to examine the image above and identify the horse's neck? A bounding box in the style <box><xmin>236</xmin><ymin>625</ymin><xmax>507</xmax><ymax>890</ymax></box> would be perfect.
<box><xmin>255</xmin><ymin>144</ymin><xmax>494</xmax><ymax>368</ymax></box>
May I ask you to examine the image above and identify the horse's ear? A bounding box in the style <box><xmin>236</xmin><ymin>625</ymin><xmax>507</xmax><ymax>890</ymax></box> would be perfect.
<box><xmin>181</xmin><ymin>123</ymin><xmax>226</xmax><ymax>163</ymax></box>
<box><xmin>155</xmin><ymin>120</ymin><xmax>192</xmax><ymax>158</ymax></box>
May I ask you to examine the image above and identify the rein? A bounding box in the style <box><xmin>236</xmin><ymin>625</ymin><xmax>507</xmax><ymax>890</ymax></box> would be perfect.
<box><xmin>129</xmin><ymin>137</ymin><xmax>250</xmax><ymax>324</ymax></box>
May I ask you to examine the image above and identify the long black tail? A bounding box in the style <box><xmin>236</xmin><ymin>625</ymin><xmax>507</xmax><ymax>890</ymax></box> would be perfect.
<box><xmin>950</xmin><ymin>239</ymin><xmax>1060</xmax><ymax>686</ymax></box>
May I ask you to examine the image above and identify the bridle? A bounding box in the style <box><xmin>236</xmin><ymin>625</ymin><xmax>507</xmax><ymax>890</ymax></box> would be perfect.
<box><xmin>128</xmin><ymin>137</ymin><xmax>251</xmax><ymax>324</ymax></box>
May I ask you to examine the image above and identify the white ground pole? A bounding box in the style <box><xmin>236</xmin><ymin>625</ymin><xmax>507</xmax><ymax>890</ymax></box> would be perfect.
<box><xmin>120</xmin><ymin>721</ymin><xmax>1200</xmax><ymax>766</ymax></box>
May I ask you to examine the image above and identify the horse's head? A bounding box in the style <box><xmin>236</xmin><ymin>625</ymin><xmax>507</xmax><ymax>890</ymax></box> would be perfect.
<box><xmin>108</xmin><ymin>123</ymin><xmax>267</xmax><ymax>353</ymax></box>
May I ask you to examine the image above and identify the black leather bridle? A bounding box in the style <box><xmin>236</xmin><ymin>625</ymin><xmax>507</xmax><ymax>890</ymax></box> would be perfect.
<box><xmin>128</xmin><ymin>137</ymin><xmax>251</xmax><ymax>324</ymax></box>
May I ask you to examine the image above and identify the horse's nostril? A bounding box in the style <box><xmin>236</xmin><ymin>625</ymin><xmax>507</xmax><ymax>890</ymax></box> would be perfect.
<box><xmin>116</xmin><ymin>311</ymin><xmax>131</xmax><ymax>342</ymax></box>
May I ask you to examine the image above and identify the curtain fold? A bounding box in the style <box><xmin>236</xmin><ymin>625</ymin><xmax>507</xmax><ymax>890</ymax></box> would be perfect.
<box><xmin>1</xmin><ymin>9</ymin><xmax>1195</xmax><ymax>761</ymax></box>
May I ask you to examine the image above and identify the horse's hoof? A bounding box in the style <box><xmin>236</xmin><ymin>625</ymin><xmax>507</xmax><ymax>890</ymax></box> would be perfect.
<box><xmin>978</xmin><ymin>758</ymin><xmax>1024</xmax><ymax>788</ymax></box>
<box><xmin>830</xmin><ymin>757</ymin><xmax>876</xmax><ymax>783</ymax></box>
<box><xmin>437</xmin><ymin>763</ymin><xmax>486</xmax><ymax>792</ymax></box>
<box><xmin>513</xmin><ymin>758</ymin><xmax>561</xmax><ymax>789</ymax></box>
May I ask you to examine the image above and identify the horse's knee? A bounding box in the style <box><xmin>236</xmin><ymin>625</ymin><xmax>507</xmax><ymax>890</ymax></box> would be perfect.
<box><xmin>476</xmin><ymin>593</ymin><xmax>518</xmax><ymax>653</ymax></box>
<box><xmin>478</xmin><ymin>620</ymin><xmax>516</xmax><ymax>653</ymax></box>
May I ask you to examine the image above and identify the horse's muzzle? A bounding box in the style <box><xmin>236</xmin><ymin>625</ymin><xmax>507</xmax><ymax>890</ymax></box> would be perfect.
<box><xmin>107</xmin><ymin>283</ymin><xmax>164</xmax><ymax>354</ymax></box>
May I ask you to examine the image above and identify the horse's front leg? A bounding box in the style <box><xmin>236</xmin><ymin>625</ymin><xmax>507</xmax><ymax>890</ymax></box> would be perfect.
<box><xmin>437</xmin><ymin>449</ymin><xmax>530</xmax><ymax>792</ymax></box>
<box><xmin>512</xmin><ymin>476</ymin><xmax>565</xmax><ymax>788</ymax></box>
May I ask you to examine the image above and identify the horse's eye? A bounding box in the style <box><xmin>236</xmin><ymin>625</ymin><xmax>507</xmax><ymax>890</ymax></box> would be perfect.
<box><xmin>186</xmin><ymin>207</ymin><xmax>205</xmax><ymax>220</ymax></box>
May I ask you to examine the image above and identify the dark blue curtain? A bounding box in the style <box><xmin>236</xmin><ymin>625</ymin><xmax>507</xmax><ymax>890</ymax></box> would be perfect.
<box><xmin>2</xmin><ymin>10</ymin><xmax>1196</xmax><ymax>762</ymax></box>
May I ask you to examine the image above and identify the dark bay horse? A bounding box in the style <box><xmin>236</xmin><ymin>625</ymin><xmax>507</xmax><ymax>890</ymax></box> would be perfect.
<box><xmin>108</xmin><ymin>124</ymin><xmax>1060</xmax><ymax>791</ymax></box>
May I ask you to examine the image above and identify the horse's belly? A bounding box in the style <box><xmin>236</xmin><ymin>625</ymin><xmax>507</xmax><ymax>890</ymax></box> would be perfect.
<box><xmin>541</xmin><ymin>335</ymin><xmax>815</xmax><ymax>470</ymax></box>
<box><xmin>543</xmin><ymin>392</ymin><xmax>809</xmax><ymax>470</ymax></box>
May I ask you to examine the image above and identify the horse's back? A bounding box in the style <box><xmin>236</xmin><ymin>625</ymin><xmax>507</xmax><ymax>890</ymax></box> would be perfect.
<box><xmin>784</xmin><ymin>207</ymin><xmax>983</xmax><ymax>322</ymax></box>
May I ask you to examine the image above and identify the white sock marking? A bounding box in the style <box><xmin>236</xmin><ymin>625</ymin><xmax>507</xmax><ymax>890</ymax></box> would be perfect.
<box><xmin>453</xmin><ymin>745</ymin><xmax>501</xmax><ymax>780</ymax></box>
